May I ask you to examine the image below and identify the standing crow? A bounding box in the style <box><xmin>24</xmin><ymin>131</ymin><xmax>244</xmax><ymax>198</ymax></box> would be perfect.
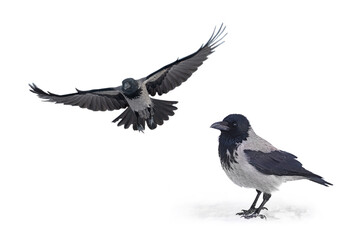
<box><xmin>30</xmin><ymin>24</ymin><xmax>226</xmax><ymax>131</ymax></box>
<box><xmin>211</xmin><ymin>114</ymin><xmax>332</xmax><ymax>219</ymax></box>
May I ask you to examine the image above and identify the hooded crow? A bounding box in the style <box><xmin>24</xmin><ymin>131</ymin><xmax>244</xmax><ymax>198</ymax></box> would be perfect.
<box><xmin>211</xmin><ymin>114</ymin><xmax>332</xmax><ymax>219</ymax></box>
<box><xmin>30</xmin><ymin>24</ymin><xmax>226</xmax><ymax>131</ymax></box>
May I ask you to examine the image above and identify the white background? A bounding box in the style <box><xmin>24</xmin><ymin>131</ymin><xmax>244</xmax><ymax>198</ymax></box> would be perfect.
<box><xmin>1</xmin><ymin>0</ymin><xmax>360</xmax><ymax>239</ymax></box>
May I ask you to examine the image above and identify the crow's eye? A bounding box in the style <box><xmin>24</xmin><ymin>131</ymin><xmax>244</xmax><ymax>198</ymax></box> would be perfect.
<box><xmin>232</xmin><ymin>122</ymin><xmax>238</xmax><ymax>127</ymax></box>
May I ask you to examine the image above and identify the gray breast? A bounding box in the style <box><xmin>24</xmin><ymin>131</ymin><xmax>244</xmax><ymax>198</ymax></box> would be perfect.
<box><xmin>125</xmin><ymin>85</ymin><xmax>153</xmax><ymax>112</ymax></box>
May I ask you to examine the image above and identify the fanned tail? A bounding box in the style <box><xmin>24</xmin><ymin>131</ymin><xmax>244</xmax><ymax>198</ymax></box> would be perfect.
<box><xmin>149</xmin><ymin>98</ymin><xmax>178</xmax><ymax>129</ymax></box>
<box><xmin>112</xmin><ymin>99</ymin><xmax>178</xmax><ymax>131</ymax></box>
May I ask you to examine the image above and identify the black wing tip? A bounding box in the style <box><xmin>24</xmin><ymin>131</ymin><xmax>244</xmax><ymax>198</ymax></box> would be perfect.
<box><xmin>29</xmin><ymin>83</ymin><xmax>38</xmax><ymax>93</ymax></box>
<box><xmin>206</xmin><ymin>23</ymin><xmax>227</xmax><ymax>49</ymax></box>
<box><xmin>322</xmin><ymin>179</ymin><xmax>333</xmax><ymax>187</ymax></box>
<box><xmin>29</xmin><ymin>83</ymin><xmax>49</xmax><ymax>96</ymax></box>
<box><xmin>309</xmin><ymin>176</ymin><xmax>333</xmax><ymax>187</ymax></box>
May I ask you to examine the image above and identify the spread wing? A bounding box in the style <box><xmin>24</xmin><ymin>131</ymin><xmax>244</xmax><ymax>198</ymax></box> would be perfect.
<box><xmin>244</xmin><ymin>150</ymin><xmax>319</xmax><ymax>178</ymax></box>
<box><xmin>29</xmin><ymin>83</ymin><xmax>128</xmax><ymax>111</ymax></box>
<box><xmin>143</xmin><ymin>24</ymin><xmax>227</xmax><ymax>96</ymax></box>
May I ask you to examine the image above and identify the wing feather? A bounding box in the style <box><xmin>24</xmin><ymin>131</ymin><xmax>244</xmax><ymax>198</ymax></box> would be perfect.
<box><xmin>144</xmin><ymin>24</ymin><xmax>227</xmax><ymax>96</ymax></box>
<box><xmin>29</xmin><ymin>83</ymin><xmax>128</xmax><ymax>111</ymax></box>
<box><xmin>244</xmin><ymin>150</ymin><xmax>319</xmax><ymax>177</ymax></box>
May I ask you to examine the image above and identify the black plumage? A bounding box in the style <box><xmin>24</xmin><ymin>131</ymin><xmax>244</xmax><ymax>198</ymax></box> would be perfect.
<box><xmin>244</xmin><ymin>150</ymin><xmax>332</xmax><ymax>186</ymax></box>
<box><xmin>145</xmin><ymin>26</ymin><xmax>225</xmax><ymax>96</ymax></box>
<box><xmin>30</xmin><ymin>24</ymin><xmax>226</xmax><ymax>131</ymax></box>
<box><xmin>30</xmin><ymin>85</ymin><xmax>127</xmax><ymax>111</ymax></box>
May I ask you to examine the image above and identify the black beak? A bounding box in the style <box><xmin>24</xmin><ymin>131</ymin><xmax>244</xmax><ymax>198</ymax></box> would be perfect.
<box><xmin>210</xmin><ymin>121</ymin><xmax>230</xmax><ymax>131</ymax></box>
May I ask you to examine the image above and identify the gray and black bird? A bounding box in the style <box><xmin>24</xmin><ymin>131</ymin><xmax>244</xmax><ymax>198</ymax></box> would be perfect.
<box><xmin>30</xmin><ymin>25</ymin><xmax>226</xmax><ymax>131</ymax></box>
<box><xmin>211</xmin><ymin>114</ymin><xmax>332</xmax><ymax>219</ymax></box>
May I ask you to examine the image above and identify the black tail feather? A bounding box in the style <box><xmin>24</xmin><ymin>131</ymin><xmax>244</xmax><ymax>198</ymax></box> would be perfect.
<box><xmin>137</xmin><ymin>117</ymin><xmax>145</xmax><ymax>131</ymax></box>
<box><xmin>112</xmin><ymin>108</ymin><xmax>138</xmax><ymax>130</ymax></box>
<box><xmin>146</xmin><ymin>117</ymin><xmax>157</xmax><ymax>130</ymax></box>
<box><xmin>151</xmin><ymin>98</ymin><xmax>178</xmax><ymax>126</ymax></box>
<box><xmin>112</xmin><ymin>99</ymin><xmax>178</xmax><ymax>131</ymax></box>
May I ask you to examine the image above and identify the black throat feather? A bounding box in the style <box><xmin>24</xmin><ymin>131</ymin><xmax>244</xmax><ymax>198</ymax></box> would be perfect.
<box><xmin>218</xmin><ymin>132</ymin><xmax>249</xmax><ymax>171</ymax></box>
<box><xmin>124</xmin><ymin>88</ymin><xmax>143</xmax><ymax>100</ymax></box>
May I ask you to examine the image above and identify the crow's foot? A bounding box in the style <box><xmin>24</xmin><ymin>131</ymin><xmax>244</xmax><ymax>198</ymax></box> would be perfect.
<box><xmin>236</xmin><ymin>207</ymin><xmax>256</xmax><ymax>216</ymax></box>
<box><xmin>236</xmin><ymin>207</ymin><xmax>267</xmax><ymax>216</ymax></box>
<box><xmin>137</xmin><ymin>124</ymin><xmax>144</xmax><ymax>132</ymax></box>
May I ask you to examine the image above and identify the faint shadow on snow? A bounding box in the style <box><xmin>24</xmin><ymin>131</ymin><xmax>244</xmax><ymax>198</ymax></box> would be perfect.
<box><xmin>188</xmin><ymin>202</ymin><xmax>310</xmax><ymax>221</ymax></box>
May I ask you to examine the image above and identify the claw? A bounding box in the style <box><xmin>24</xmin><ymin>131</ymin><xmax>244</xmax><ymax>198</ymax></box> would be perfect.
<box><xmin>137</xmin><ymin>124</ymin><xmax>144</xmax><ymax>133</ymax></box>
<box><xmin>242</xmin><ymin>213</ymin><xmax>267</xmax><ymax>220</ymax></box>
<box><xmin>236</xmin><ymin>208</ymin><xmax>256</xmax><ymax>216</ymax></box>
<box><xmin>236</xmin><ymin>207</ymin><xmax>267</xmax><ymax>217</ymax></box>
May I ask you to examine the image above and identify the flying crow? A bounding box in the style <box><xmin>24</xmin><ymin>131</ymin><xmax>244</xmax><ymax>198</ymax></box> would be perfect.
<box><xmin>30</xmin><ymin>24</ymin><xmax>226</xmax><ymax>131</ymax></box>
<box><xmin>211</xmin><ymin>114</ymin><xmax>332</xmax><ymax>219</ymax></box>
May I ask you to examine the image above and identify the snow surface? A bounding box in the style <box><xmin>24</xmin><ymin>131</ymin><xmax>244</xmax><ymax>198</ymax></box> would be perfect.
<box><xmin>0</xmin><ymin>0</ymin><xmax>360</xmax><ymax>239</ymax></box>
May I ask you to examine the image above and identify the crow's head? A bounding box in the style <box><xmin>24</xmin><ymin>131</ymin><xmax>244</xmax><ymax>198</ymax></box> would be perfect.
<box><xmin>211</xmin><ymin>114</ymin><xmax>250</xmax><ymax>140</ymax></box>
<box><xmin>122</xmin><ymin>78</ymin><xmax>138</xmax><ymax>92</ymax></box>
<box><xmin>122</xmin><ymin>78</ymin><xmax>141</xmax><ymax>98</ymax></box>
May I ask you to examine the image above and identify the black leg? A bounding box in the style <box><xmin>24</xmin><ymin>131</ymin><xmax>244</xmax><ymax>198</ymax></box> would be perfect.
<box><xmin>146</xmin><ymin>107</ymin><xmax>156</xmax><ymax>129</ymax></box>
<box><xmin>244</xmin><ymin>193</ymin><xmax>271</xmax><ymax>219</ymax></box>
<box><xmin>236</xmin><ymin>190</ymin><xmax>263</xmax><ymax>216</ymax></box>
<box><xmin>134</xmin><ymin>112</ymin><xmax>145</xmax><ymax>132</ymax></box>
